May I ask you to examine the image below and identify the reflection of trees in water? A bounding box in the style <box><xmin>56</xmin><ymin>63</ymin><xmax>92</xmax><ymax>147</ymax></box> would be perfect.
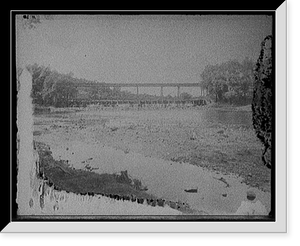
<box><xmin>204</xmin><ymin>110</ymin><xmax>252</xmax><ymax>126</ymax></box>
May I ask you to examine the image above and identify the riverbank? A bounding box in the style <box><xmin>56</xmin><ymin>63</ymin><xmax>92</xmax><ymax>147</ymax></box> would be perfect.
<box><xmin>34</xmin><ymin>107</ymin><xmax>270</xmax><ymax>192</ymax></box>
<box><xmin>32</xmin><ymin>107</ymin><xmax>271</xmax><ymax>215</ymax></box>
<box><xmin>207</xmin><ymin>103</ymin><xmax>252</xmax><ymax>112</ymax></box>
<box><xmin>34</xmin><ymin>141</ymin><xmax>199</xmax><ymax>214</ymax></box>
<box><xmin>35</xmin><ymin>141</ymin><xmax>152</xmax><ymax>199</ymax></box>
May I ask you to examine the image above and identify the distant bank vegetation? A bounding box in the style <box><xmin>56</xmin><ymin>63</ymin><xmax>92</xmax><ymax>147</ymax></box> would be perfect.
<box><xmin>201</xmin><ymin>58</ymin><xmax>255</xmax><ymax>105</ymax></box>
<box><xmin>24</xmin><ymin>58</ymin><xmax>255</xmax><ymax>108</ymax></box>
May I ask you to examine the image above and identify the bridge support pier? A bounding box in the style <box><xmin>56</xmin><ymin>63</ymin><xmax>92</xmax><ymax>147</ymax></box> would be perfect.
<box><xmin>137</xmin><ymin>86</ymin><xmax>140</xmax><ymax>109</ymax></box>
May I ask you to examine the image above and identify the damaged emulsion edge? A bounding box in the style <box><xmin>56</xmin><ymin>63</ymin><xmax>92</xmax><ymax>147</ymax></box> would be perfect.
<box><xmin>16</xmin><ymin>69</ymin><xmax>198</xmax><ymax>218</ymax></box>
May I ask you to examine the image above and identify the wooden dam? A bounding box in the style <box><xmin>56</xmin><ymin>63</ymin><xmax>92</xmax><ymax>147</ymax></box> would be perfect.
<box><xmin>71</xmin><ymin>82</ymin><xmax>209</xmax><ymax>108</ymax></box>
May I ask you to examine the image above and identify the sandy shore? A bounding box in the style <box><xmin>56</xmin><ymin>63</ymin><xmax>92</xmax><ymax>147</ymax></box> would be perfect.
<box><xmin>33</xmin><ymin>107</ymin><xmax>271</xmax><ymax>215</ymax></box>
<box><xmin>41</xmin><ymin>107</ymin><xmax>270</xmax><ymax>191</ymax></box>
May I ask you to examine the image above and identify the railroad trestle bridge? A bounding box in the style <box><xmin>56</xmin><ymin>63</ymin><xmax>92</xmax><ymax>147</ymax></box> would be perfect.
<box><xmin>72</xmin><ymin>82</ymin><xmax>209</xmax><ymax>107</ymax></box>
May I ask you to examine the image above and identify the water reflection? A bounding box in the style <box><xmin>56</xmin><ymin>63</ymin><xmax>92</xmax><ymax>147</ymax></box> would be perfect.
<box><xmin>203</xmin><ymin>110</ymin><xmax>253</xmax><ymax>126</ymax></box>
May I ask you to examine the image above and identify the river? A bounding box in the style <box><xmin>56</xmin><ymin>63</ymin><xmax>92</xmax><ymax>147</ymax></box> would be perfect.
<box><xmin>34</xmin><ymin>107</ymin><xmax>271</xmax><ymax>215</ymax></box>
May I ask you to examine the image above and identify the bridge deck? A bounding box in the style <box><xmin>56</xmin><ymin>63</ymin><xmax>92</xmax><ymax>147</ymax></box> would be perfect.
<box><xmin>74</xmin><ymin>82</ymin><xmax>203</xmax><ymax>88</ymax></box>
<box><xmin>71</xmin><ymin>98</ymin><xmax>206</xmax><ymax>102</ymax></box>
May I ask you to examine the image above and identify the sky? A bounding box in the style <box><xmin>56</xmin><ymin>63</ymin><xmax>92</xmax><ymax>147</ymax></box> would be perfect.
<box><xmin>16</xmin><ymin>14</ymin><xmax>272</xmax><ymax>96</ymax></box>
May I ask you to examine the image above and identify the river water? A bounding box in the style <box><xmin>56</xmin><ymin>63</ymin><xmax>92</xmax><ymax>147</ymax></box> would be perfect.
<box><xmin>34</xmin><ymin>108</ymin><xmax>270</xmax><ymax>215</ymax></box>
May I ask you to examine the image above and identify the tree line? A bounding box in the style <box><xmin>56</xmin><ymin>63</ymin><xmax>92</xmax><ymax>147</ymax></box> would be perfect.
<box><xmin>26</xmin><ymin>64</ymin><xmax>196</xmax><ymax>108</ymax></box>
<box><xmin>26</xmin><ymin>64</ymin><xmax>143</xmax><ymax>107</ymax></box>
<box><xmin>26</xmin><ymin>59</ymin><xmax>255</xmax><ymax>108</ymax></box>
<box><xmin>201</xmin><ymin>58</ymin><xmax>255</xmax><ymax>105</ymax></box>
<box><xmin>27</xmin><ymin>64</ymin><xmax>79</xmax><ymax>107</ymax></box>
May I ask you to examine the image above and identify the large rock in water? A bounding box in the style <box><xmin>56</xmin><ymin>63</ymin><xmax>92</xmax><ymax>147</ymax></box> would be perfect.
<box><xmin>252</xmin><ymin>35</ymin><xmax>273</xmax><ymax>169</ymax></box>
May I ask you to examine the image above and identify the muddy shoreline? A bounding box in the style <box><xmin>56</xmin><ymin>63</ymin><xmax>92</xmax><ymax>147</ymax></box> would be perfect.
<box><xmin>34</xmin><ymin>107</ymin><xmax>271</xmax><ymax>191</ymax></box>
<box><xmin>33</xmin><ymin>106</ymin><xmax>271</xmax><ymax>214</ymax></box>
<box><xmin>35</xmin><ymin>141</ymin><xmax>197</xmax><ymax>214</ymax></box>
<box><xmin>36</xmin><ymin>142</ymin><xmax>152</xmax><ymax>198</ymax></box>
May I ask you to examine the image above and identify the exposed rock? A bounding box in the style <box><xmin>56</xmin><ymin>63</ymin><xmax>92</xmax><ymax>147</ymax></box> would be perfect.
<box><xmin>217</xmin><ymin>130</ymin><xmax>224</xmax><ymax>134</ymax></box>
<box><xmin>246</xmin><ymin>190</ymin><xmax>256</xmax><ymax>201</ymax></box>
<box><xmin>252</xmin><ymin>35</ymin><xmax>273</xmax><ymax>169</ymax></box>
<box><xmin>168</xmin><ymin>201</ymin><xmax>176</xmax><ymax>209</ymax></box>
<box><xmin>184</xmin><ymin>188</ymin><xmax>198</xmax><ymax>193</ymax></box>
<box><xmin>213</xmin><ymin>176</ymin><xmax>230</xmax><ymax>188</ymax></box>
<box><xmin>157</xmin><ymin>199</ymin><xmax>165</xmax><ymax>207</ymax></box>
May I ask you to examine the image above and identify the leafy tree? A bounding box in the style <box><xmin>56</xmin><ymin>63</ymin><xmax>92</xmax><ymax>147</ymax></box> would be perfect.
<box><xmin>98</xmin><ymin>86</ymin><xmax>114</xmax><ymax>100</ymax></box>
<box><xmin>28</xmin><ymin>64</ymin><xmax>78</xmax><ymax>107</ymax></box>
<box><xmin>87</xmin><ymin>86</ymin><xmax>100</xmax><ymax>101</ymax></box>
<box><xmin>26</xmin><ymin>64</ymin><xmax>52</xmax><ymax>105</ymax></box>
<box><xmin>53</xmin><ymin>76</ymin><xmax>78</xmax><ymax>107</ymax></box>
<box><xmin>224</xmin><ymin>90</ymin><xmax>237</xmax><ymax>104</ymax></box>
<box><xmin>201</xmin><ymin>58</ymin><xmax>254</xmax><ymax>105</ymax></box>
<box><xmin>180</xmin><ymin>92</ymin><xmax>192</xmax><ymax>100</ymax></box>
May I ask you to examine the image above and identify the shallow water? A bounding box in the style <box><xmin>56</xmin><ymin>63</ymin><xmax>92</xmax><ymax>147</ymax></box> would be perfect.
<box><xmin>46</xmin><ymin>138</ymin><xmax>270</xmax><ymax>215</ymax></box>
<box><xmin>35</xmin><ymin>108</ymin><xmax>270</xmax><ymax>215</ymax></box>
<box><xmin>203</xmin><ymin>110</ymin><xmax>253</xmax><ymax>126</ymax></box>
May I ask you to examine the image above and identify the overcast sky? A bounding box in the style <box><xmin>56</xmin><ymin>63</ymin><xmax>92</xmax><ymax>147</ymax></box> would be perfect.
<box><xmin>16</xmin><ymin>14</ymin><xmax>272</xmax><ymax>96</ymax></box>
